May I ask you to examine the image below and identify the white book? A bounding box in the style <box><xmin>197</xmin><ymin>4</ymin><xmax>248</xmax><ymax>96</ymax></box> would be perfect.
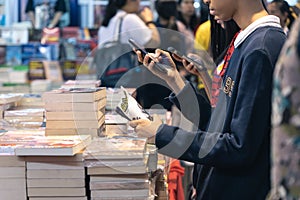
<box><xmin>30</xmin><ymin>197</ymin><xmax>87</xmax><ymax>200</ymax></box>
<box><xmin>27</xmin><ymin>169</ymin><xmax>85</xmax><ymax>179</ymax></box>
<box><xmin>27</xmin><ymin>178</ymin><xmax>85</xmax><ymax>188</ymax></box>
<box><xmin>0</xmin><ymin>166</ymin><xmax>25</xmax><ymax>178</ymax></box>
<box><xmin>27</xmin><ymin>161</ymin><xmax>84</xmax><ymax>170</ymax></box>
<box><xmin>91</xmin><ymin>189</ymin><xmax>149</xmax><ymax>198</ymax></box>
<box><xmin>0</xmin><ymin>178</ymin><xmax>26</xmax><ymax>189</ymax></box>
<box><xmin>28</xmin><ymin>187</ymin><xmax>86</xmax><ymax>197</ymax></box>
<box><xmin>0</xmin><ymin>155</ymin><xmax>25</xmax><ymax>166</ymax></box>
<box><xmin>0</xmin><ymin>188</ymin><xmax>27</xmax><ymax>200</ymax></box>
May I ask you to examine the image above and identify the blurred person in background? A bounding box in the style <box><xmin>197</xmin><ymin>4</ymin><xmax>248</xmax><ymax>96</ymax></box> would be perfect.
<box><xmin>267</xmin><ymin>0</ymin><xmax>297</xmax><ymax>34</ymax></box>
<box><xmin>177</xmin><ymin>0</ymin><xmax>201</xmax><ymax>34</ymax></box>
<box><xmin>98</xmin><ymin>0</ymin><xmax>160</xmax><ymax>48</ymax></box>
<box><xmin>25</xmin><ymin>0</ymin><xmax>69</xmax><ymax>29</ymax></box>
<box><xmin>268</xmin><ymin>16</ymin><xmax>300</xmax><ymax>200</ymax></box>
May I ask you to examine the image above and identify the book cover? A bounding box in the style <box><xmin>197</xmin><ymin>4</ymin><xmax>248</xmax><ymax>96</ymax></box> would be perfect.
<box><xmin>5</xmin><ymin>45</ymin><xmax>22</xmax><ymax>66</ymax></box>
<box><xmin>0</xmin><ymin>93</ymin><xmax>23</xmax><ymax>104</ymax></box>
<box><xmin>15</xmin><ymin>135</ymin><xmax>91</xmax><ymax>156</ymax></box>
<box><xmin>22</xmin><ymin>43</ymin><xmax>37</xmax><ymax>65</ymax></box>
<box><xmin>116</xmin><ymin>87</ymin><xmax>152</xmax><ymax>121</ymax></box>
<box><xmin>62</xmin><ymin>60</ymin><xmax>78</xmax><ymax>80</ymax></box>
<box><xmin>28</xmin><ymin>60</ymin><xmax>46</xmax><ymax>80</ymax></box>
<box><xmin>4</xmin><ymin>108</ymin><xmax>45</xmax><ymax>117</ymax></box>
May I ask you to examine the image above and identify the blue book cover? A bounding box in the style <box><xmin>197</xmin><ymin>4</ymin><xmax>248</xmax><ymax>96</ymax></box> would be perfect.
<box><xmin>6</xmin><ymin>45</ymin><xmax>22</xmax><ymax>66</ymax></box>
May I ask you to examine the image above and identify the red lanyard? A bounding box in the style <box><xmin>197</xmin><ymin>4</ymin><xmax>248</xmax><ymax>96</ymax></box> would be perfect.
<box><xmin>211</xmin><ymin>32</ymin><xmax>240</xmax><ymax>107</ymax></box>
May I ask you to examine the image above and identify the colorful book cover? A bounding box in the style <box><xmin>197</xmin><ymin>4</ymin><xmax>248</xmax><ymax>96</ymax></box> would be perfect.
<box><xmin>28</xmin><ymin>60</ymin><xmax>46</xmax><ymax>80</ymax></box>
<box><xmin>15</xmin><ymin>135</ymin><xmax>91</xmax><ymax>156</ymax></box>
<box><xmin>5</xmin><ymin>45</ymin><xmax>22</xmax><ymax>66</ymax></box>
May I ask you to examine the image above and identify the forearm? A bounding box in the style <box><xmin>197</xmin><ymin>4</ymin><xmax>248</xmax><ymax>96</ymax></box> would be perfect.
<box><xmin>27</xmin><ymin>11</ymin><xmax>35</xmax><ymax>28</ymax></box>
<box><xmin>49</xmin><ymin>11</ymin><xmax>63</xmax><ymax>28</ymax></box>
<box><xmin>144</xmin><ymin>23</ymin><xmax>160</xmax><ymax>48</ymax></box>
<box><xmin>166</xmin><ymin>72</ymin><xmax>186</xmax><ymax>95</ymax></box>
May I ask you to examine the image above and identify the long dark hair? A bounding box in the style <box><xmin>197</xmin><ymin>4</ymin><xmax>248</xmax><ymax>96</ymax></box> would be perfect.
<box><xmin>102</xmin><ymin>0</ymin><xmax>127</xmax><ymax>26</ymax></box>
<box><xmin>211</xmin><ymin>18</ymin><xmax>240</xmax><ymax>64</ymax></box>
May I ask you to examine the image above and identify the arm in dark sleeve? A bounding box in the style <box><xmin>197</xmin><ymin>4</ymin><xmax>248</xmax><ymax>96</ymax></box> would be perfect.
<box><xmin>169</xmin><ymin>82</ymin><xmax>211</xmax><ymax>130</ymax></box>
<box><xmin>54</xmin><ymin>0</ymin><xmax>67</xmax><ymax>13</ymax></box>
<box><xmin>25</xmin><ymin>0</ymin><xmax>34</xmax><ymax>13</ymax></box>
<box><xmin>157</xmin><ymin>50</ymin><xmax>273</xmax><ymax>168</ymax></box>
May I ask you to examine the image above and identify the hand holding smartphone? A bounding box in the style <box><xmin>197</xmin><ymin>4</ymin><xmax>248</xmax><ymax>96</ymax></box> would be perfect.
<box><xmin>167</xmin><ymin>47</ymin><xmax>207</xmax><ymax>72</ymax></box>
<box><xmin>168</xmin><ymin>47</ymin><xmax>212</xmax><ymax>101</ymax></box>
<box><xmin>128</xmin><ymin>39</ymin><xmax>169</xmax><ymax>73</ymax></box>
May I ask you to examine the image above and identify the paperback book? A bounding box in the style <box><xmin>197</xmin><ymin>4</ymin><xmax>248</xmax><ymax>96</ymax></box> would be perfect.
<box><xmin>116</xmin><ymin>87</ymin><xmax>152</xmax><ymax>121</ymax></box>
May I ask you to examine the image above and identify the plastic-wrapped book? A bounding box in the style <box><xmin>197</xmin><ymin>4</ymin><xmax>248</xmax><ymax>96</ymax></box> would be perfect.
<box><xmin>115</xmin><ymin>87</ymin><xmax>152</xmax><ymax>121</ymax></box>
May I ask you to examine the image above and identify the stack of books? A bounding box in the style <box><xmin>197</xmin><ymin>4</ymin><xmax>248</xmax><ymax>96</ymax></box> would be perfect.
<box><xmin>0</xmin><ymin>155</ymin><xmax>27</xmax><ymax>200</ymax></box>
<box><xmin>83</xmin><ymin>137</ymin><xmax>153</xmax><ymax>200</ymax></box>
<box><xmin>4</xmin><ymin>108</ymin><xmax>45</xmax><ymax>128</ymax></box>
<box><xmin>42</xmin><ymin>87</ymin><xmax>106</xmax><ymax>137</ymax></box>
<box><xmin>104</xmin><ymin>111</ymin><xmax>128</xmax><ymax>137</ymax></box>
<box><xmin>25</xmin><ymin>154</ymin><xmax>87</xmax><ymax>200</ymax></box>
<box><xmin>0</xmin><ymin>93</ymin><xmax>23</xmax><ymax>120</ymax></box>
<box><xmin>18</xmin><ymin>93</ymin><xmax>45</xmax><ymax>108</ymax></box>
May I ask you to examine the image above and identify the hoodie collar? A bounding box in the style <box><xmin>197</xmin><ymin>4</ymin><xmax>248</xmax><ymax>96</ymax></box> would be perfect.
<box><xmin>234</xmin><ymin>15</ymin><xmax>281</xmax><ymax>48</ymax></box>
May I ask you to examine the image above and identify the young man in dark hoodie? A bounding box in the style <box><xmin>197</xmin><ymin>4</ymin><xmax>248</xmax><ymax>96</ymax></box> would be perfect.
<box><xmin>130</xmin><ymin>0</ymin><xmax>286</xmax><ymax>199</ymax></box>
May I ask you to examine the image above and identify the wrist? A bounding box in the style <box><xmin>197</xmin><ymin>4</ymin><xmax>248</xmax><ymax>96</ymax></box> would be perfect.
<box><xmin>167</xmin><ymin>72</ymin><xmax>186</xmax><ymax>94</ymax></box>
<box><xmin>47</xmin><ymin>23</ymin><xmax>54</xmax><ymax>28</ymax></box>
<box><xmin>145</xmin><ymin>21</ymin><xmax>156</xmax><ymax>26</ymax></box>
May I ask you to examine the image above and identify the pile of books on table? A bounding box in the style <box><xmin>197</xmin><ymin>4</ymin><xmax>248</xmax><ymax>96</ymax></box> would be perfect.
<box><xmin>42</xmin><ymin>87</ymin><xmax>106</xmax><ymax>137</ymax></box>
<box><xmin>0</xmin><ymin>130</ymin><xmax>91</xmax><ymax>200</ymax></box>
<box><xmin>83</xmin><ymin>137</ymin><xmax>154</xmax><ymax>200</ymax></box>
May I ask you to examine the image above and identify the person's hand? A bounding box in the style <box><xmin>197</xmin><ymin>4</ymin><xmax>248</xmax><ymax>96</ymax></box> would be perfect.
<box><xmin>138</xmin><ymin>7</ymin><xmax>154</xmax><ymax>23</ymax></box>
<box><xmin>135</xmin><ymin>49</ymin><xmax>177</xmax><ymax>80</ymax></box>
<box><xmin>181</xmin><ymin>53</ymin><xmax>202</xmax><ymax>76</ymax></box>
<box><xmin>129</xmin><ymin>114</ymin><xmax>163</xmax><ymax>139</ymax></box>
<box><xmin>134</xmin><ymin>48</ymin><xmax>187</xmax><ymax>94</ymax></box>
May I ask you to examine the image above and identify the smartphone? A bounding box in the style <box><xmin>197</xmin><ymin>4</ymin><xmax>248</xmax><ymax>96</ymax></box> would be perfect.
<box><xmin>167</xmin><ymin>47</ymin><xmax>207</xmax><ymax>71</ymax></box>
<box><xmin>128</xmin><ymin>39</ymin><xmax>169</xmax><ymax>73</ymax></box>
<box><xmin>128</xmin><ymin>38</ymin><xmax>148</xmax><ymax>57</ymax></box>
